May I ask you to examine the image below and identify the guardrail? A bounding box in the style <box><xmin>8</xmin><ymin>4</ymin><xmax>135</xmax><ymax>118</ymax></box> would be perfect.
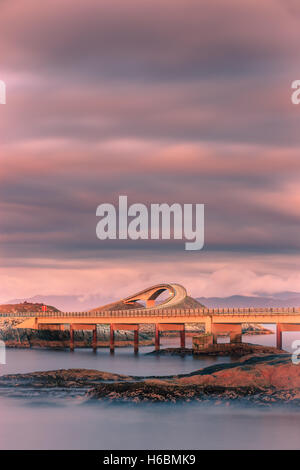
<box><xmin>0</xmin><ymin>306</ymin><xmax>300</xmax><ymax>318</ymax></box>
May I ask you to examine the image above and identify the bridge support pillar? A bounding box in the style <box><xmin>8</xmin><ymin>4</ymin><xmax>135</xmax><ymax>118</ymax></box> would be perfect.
<box><xmin>134</xmin><ymin>327</ymin><xmax>139</xmax><ymax>354</ymax></box>
<box><xmin>70</xmin><ymin>325</ymin><xmax>74</xmax><ymax>352</ymax></box>
<box><xmin>230</xmin><ymin>332</ymin><xmax>242</xmax><ymax>343</ymax></box>
<box><xmin>205</xmin><ymin>316</ymin><xmax>212</xmax><ymax>335</ymax></box>
<box><xmin>155</xmin><ymin>324</ymin><xmax>160</xmax><ymax>351</ymax></box>
<box><xmin>110</xmin><ymin>325</ymin><xmax>115</xmax><ymax>354</ymax></box>
<box><xmin>92</xmin><ymin>327</ymin><xmax>97</xmax><ymax>353</ymax></box>
<box><xmin>276</xmin><ymin>323</ymin><xmax>282</xmax><ymax>350</ymax></box>
<box><xmin>180</xmin><ymin>327</ymin><xmax>186</xmax><ymax>348</ymax></box>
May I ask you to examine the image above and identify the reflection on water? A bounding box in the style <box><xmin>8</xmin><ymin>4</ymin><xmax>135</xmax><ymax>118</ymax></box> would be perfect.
<box><xmin>0</xmin><ymin>328</ymin><xmax>300</xmax><ymax>450</ymax></box>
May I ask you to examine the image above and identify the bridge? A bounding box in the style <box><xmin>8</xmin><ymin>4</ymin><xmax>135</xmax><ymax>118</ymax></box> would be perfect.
<box><xmin>3</xmin><ymin>283</ymin><xmax>300</xmax><ymax>352</ymax></box>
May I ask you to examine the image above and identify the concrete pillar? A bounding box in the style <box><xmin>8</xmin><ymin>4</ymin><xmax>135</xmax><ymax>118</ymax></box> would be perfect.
<box><xmin>193</xmin><ymin>334</ymin><xmax>213</xmax><ymax>352</ymax></box>
<box><xmin>230</xmin><ymin>332</ymin><xmax>242</xmax><ymax>344</ymax></box>
<box><xmin>92</xmin><ymin>327</ymin><xmax>97</xmax><ymax>353</ymax></box>
<box><xmin>276</xmin><ymin>323</ymin><xmax>282</xmax><ymax>350</ymax></box>
<box><xmin>211</xmin><ymin>324</ymin><xmax>218</xmax><ymax>344</ymax></box>
<box><xmin>134</xmin><ymin>327</ymin><xmax>139</xmax><ymax>354</ymax></box>
<box><xmin>205</xmin><ymin>316</ymin><xmax>212</xmax><ymax>335</ymax></box>
<box><xmin>70</xmin><ymin>325</ymin><xmax>74</xmax><ymax>352</ymax></box>
<box><xmin>180</xmin><ymin>327</ymin><xmax>186</xmax><ymax>348</ymax></box>
<box><xmin>110</xmin><ymin>325</ymin><xmax>115</xmax><ymax>354</ymax></box>
<box><xmin>155</xmin><ymin>324</ymin><xmax>160</xmax><ymax>351</ymax></box>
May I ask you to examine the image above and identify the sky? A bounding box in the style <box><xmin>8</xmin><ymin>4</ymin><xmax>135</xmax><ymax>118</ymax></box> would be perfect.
<box><xmin>1</xmin><ymin>0</ymin><xmax>300</xmax><ymax>304</ymax></box>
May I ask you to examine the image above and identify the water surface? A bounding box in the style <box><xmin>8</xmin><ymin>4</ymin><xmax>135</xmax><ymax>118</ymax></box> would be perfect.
<box><xmin>1</xmin><ymin>328</ymin><xmax>300</xmax><ymax>450</ymax></box>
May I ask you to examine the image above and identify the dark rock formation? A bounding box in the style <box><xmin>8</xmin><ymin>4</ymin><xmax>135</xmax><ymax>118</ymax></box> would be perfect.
<box><xmin>90</xmin><ymin>300</ymin><xmax>145</xmax><ymax>312</ymax></box>
<box><xmin>0</xmin><ymin>302</ymin><xmax>59</xmax><ymax>314</ymax></box>
<box><xmin>193</xmin><ymin>343</ymin><xmax>284</xmax><ymax>356</ymax></box>
<box><xmin>86</xmin><ymin>354</ymin><xmax>300</xmax><ymax>404</ymax></box>
<box><xmin>163</xmin><ymin>296</ymin><xmax>205</xmax><ymax>309</ymax></box>
<box><xmin>0</xmin><ymin>352</ymin><xmax>299</xmax><ymax>406</ymax></box>
<box><xmin>148</xmin><ymin>343</ymin><xmax>283</xmax><ymax>357</ymax></box>
<box><xmin>0</xmin><ymin>369</ymin><xmax>131</xmax><ymax>388</ymax></box>
<box><xmin>242</xmin><ymin>323</ymin><xmax>273</xmax><ymax>335</ymax></box>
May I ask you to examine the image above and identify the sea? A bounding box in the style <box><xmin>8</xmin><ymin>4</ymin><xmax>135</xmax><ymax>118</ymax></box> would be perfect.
<box><xmin>0</xmin><ymin>326</ymin><xmax>300</xmax><ymax>450</ymax></box>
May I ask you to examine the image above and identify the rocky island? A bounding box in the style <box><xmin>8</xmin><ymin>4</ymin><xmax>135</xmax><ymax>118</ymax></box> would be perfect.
<box><xmin>0</xmin><ymin>349</ymin><xmax>299</xmax><ymax>406</ymax></box>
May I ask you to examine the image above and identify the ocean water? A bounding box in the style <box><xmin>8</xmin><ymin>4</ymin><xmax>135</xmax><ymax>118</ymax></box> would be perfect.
<box><xmin>0</xmin><ymin>328</ymin><xmax>300</xmax><ymax>450</ymax></box>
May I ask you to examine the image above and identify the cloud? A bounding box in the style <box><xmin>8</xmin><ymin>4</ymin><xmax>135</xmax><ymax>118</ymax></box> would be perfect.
<box><xmin>1</xmin><ymin>252</ymin><xmax>300</xmax><ymax>304</ymax></box>
<box><xmin>0</xmin><ymin>0</ymin><xmax>300</xmax><ymax>299</ymax></box>
<box><xmin>1</xmin><ymin>0</ymin><xmax>298</xmax><ymax>77</ymax></box>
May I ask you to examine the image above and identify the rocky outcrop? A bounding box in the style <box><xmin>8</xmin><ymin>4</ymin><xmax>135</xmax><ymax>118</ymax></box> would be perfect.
<box><xmin>0</xmin><ymin>352</ymin><xmax>299</xmax><ymax>406</ymax></box>
<box><xmin>0</xmin><ymin>302</ymin><xmax>59</xmax><ymax>314</ymax></box>
<box><xmin>195</xmin><ymin>343</ymin><xmax>284</xmax><ymax>356</ymax></box>
<box><xmin>242</xmin><ymin>323</ymin><xmax>273</xmax><ymax>335</ymax></box>
<box><xmin>148</xmin><ymin>343</ymin><xmax>284</xmax><ymax>357</ymax></box>
<box><xmin>89</xmin><ymin>300</ymin><xmax>145</xmax><ymax>312</ymax></box>
<box><xmin>147</xmin><ymin>348</ymin><xmax>193</xmax><ymax>357</ymax></box>
<box><xmin>87</xmin><ymin>354</ymin><xmax>300</xmax><ymax>404</ymax></box>
<box><xmin>163</xmin><ymin>296</ymin><xmax>205</xmax><ymax>309</ymax></box>
<box><xmin>0</xmin><ymin>369</ymin><xmax>132</xmax><ymax>388</ymax></box>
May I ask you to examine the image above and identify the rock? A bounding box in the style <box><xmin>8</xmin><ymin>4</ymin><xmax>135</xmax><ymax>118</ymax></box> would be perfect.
<box><xmin>242</xmin><ymin>323</ymin><xmax>273</xmax><ymax>335</ymax></box>
<box><xmin>0</xmin><ymin>302</ymin><xmax>59</xmax><ymax>314</ymax></box>
<box><xmin>0</xmin><ymin>369</ymin><xmax>132</xmax><ymax>389</ymax></box>
<box><xmin>87</xmin><ymin>354</ymin><xmax>300</xmax><ymax>404</ymax></box>
<box><xmin>193</xmin><ymin>342</ymin><xmax>284</xmax><ymax>356</ymax></box>
<box><xmin>148</xmin><ymin>343</ymin><xmax>284</xmax><ymax>357</ymax></box>
<box><xmin>147</xmin><ymin>348</ymin><xmax>193</xmax><ymax>356</ymax></box>
<box><xmin>1</xmin><ymin>353</ymin><xmax>299</xmax><ymax>406</ymax></box>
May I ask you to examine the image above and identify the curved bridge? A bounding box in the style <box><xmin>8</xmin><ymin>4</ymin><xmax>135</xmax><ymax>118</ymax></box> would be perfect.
<box><xmin>4</xmin><ymin>282</ymin><xmax>300</xmax><ymax>353</ymax></box>
<box><xmin>122</xmin><ymin>283</ymin><xmax>187</xmax><ymax>309</ymax></box>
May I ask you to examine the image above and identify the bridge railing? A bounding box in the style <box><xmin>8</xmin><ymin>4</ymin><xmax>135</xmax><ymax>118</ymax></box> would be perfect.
<box><xmin>0</xmin><ymin>306</ymin><xmax>300</xmax><ymax>318</ymax></box>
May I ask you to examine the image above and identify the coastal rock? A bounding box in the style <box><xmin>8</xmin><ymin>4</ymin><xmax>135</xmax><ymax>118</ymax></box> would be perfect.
<box><xmin>87</xmin><ymin>354</ymin><xmax>300</xmax><ymax>404</ymax></box>
<box><xmin>192</xmin><ymin>342</ymin><xmax>284</xmax><ymax>356</ymax></box>
<box><xmin>148</xmin><ymin>343</ymin><xmax>283</xmax><ymax>357</ymax></box>
<box><xmin>147</xmin><ymin>348</ymin><xmax>193</xmax><ymax>356</ymax></box>
<box><xmin>242</xmin><ymin>323</ymin><xmax>273</xmax><ymax>335</ymax></box>
<box><xmin>0</xmin><ymin>369</ymin><xmax>132</xmax><ymax>388</ymax></box>
<box><xmin>1</xmin><ymin>352</ymin><xmax>299</xmax><ymax>406</ymax></box>
<box><xmin>0</xmin><ymin>302</ymin><xmax>59</xmax><ymax>315</ymax></box>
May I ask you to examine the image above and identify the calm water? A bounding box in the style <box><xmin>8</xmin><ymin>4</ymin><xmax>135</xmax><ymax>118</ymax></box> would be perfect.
<box><xmin>1</xmin><ymin>328</ymin><xmax>300</xmax><ymax>450</ymax></box>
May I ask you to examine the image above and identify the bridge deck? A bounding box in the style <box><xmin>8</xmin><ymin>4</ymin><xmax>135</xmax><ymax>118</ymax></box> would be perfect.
<box><xmin>1</xmin><ymin>307</ymin><xmax>299</xmax><ymax>317</ymax></box>
<box><xmin>2</xmin><ymin>307</ymin><xmax>300</xmax><ymax>327</ymax></box>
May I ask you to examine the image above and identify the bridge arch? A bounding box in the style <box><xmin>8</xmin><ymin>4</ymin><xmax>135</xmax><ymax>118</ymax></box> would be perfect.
<box><xmin>123</xmin><ymin>283</ymin><xmax>187</xmax><ymax>309</ymax></box>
